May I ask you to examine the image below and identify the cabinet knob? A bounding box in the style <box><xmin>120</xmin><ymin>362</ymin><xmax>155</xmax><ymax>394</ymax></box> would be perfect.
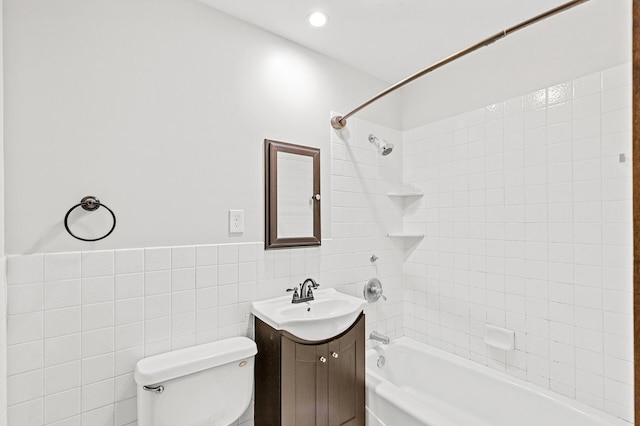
<box><xmin>331</xmin><ymin>352</ymin><xmax>339</xmax><ymax>359</ymax></box>
<box><xmin>319</xmin><ymin>356</ymin><xmax>327</xmax><ymax>363</ymax></box>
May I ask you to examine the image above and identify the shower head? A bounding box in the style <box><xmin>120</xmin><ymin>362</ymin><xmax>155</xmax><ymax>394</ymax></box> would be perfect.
<box><xmin>368</xmin><ymin>134</ymin><xmax>394</xmax><ymax>156</ymax></box>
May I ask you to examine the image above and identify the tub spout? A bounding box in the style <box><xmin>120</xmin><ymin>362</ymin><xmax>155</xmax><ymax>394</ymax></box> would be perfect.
<box><xmin>370</xmin><ymin>331</ymin><xmax>390</xmax><ymax>345</ymax></box>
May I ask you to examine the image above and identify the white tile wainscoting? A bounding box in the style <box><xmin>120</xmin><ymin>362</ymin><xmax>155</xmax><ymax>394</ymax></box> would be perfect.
<box><xmin>5</xmin><ymin>241</ymin><xmax>403</xmax><ymax>426</ymax></box>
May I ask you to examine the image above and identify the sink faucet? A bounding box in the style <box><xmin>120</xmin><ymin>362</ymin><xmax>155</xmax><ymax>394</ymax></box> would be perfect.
<box><xmin>370</xmin><ymin>331</ymin><xmax>390</xmax><ymax>345</ymax></box>
<box><xmin>287</xmin><ymin>278</ymin><xmax>320</xmax><ymax>303</ymax></box>
<box><xmin>300</xmin><ymin>278</ymin><xmax>319</xmax><ymax>300</ymax></box>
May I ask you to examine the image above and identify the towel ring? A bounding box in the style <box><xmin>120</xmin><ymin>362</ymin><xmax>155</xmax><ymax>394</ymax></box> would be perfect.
<box><xmin>64</xmin><ymin>196</ymin><xmax>116</xmax><ymax>242</ymax></box>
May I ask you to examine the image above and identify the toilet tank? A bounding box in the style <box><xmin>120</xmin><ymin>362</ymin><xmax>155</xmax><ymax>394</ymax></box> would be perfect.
<box><xmin>135</xmin><ymin>337</ymin><xmax>257</xmax><ymax>426</ymax></box>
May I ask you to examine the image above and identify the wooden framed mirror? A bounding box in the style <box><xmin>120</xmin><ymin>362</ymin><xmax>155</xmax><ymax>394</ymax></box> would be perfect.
<box><xmin>264</xmin><ymin>139</ymin><xmax>321</xmax><ymax>249</ymax></box>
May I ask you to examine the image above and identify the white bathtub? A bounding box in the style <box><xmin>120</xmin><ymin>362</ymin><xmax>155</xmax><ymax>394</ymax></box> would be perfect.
<box><xmin>366</xmin><ymin>337</ymin><xmax>628</xmax><ymax>426</ymax></box>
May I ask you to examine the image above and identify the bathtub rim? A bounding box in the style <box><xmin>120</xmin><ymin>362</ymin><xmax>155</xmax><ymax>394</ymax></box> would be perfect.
<box><xmin>365</xmin><ymin>336</ymin><xmax>629</xmax><ymax>426</ymax></box>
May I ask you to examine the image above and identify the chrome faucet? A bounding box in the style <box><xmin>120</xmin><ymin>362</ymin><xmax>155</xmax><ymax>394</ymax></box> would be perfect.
<box><xmin>300</xmin><ymin>278</ymin><xmax>319</xmax><ymax>300</ymax></box>
<box><xmin>286</xmin><ymin>278</ymin><xmax>320</xmax><ymax>303</ymax></box>
<box><xmin>370</xmin><ymin>331</ymin><xmax>390</xmax><ymax>345</ymax></box>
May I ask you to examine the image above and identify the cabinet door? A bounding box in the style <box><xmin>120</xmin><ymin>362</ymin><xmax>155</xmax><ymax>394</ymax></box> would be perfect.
<box><xmin>281</xmin><ymin>338</ymin><xmax>328</xmax><ymax>426</ymax></box>
<box><xmin>328</xmin><ymin>316</ymin><xmax>365</xmax><ymax>426</ymax></box>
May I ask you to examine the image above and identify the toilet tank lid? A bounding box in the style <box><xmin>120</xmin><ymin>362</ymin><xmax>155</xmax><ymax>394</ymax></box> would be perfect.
<box><xmin>134</xmin><ymin>336</ymin><xmax>257</xmax><ymax>386</ymax></box>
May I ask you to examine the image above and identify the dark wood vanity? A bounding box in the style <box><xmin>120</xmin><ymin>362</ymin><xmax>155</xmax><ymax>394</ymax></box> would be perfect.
<box><xmin>254</xmin><ymin>313</ymin><xmax>365</xmax><ymax>426</ymax></box>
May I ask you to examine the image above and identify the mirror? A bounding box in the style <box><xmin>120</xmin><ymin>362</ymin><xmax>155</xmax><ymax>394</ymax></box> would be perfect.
<box><xmin>264</xmin><ymin>139</ymin><xmax>320</xmax><ymax>249</ymax></box>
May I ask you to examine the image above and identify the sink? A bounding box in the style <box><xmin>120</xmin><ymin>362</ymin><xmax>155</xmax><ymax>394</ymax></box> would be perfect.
<box><xmin>251</xmin><ymin>288</ymin><xmax>367</xmax><ymax>341</ymax></box>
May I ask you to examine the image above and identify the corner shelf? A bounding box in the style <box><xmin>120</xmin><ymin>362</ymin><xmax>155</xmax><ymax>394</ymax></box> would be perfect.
<box><xmin>387</xmin><ymin>190</ymin><xmax>424</xmax><ymax>243</ymax></box>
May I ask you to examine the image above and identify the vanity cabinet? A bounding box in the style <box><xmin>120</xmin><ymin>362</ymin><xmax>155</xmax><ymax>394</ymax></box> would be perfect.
<box><xmin>255</xmin><ymin>313</ymin><xmax>365</xmax><ymax>426</ymax></box>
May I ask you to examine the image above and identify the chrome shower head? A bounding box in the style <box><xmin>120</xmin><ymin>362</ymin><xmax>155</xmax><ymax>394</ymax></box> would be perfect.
<box><xmin>368</xmin><ymin>134</ymin><xmax>394</xmax><ymax>156</ymax></box>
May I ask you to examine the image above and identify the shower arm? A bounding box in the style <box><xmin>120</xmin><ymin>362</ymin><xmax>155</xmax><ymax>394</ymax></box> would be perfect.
<box><xmin>330</xmin><ymin>0</ymin><xmax>590</xmax><ymax>130</ymax></box>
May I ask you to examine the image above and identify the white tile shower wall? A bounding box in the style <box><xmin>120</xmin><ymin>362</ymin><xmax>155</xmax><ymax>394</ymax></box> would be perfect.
<box><xmin>5</xmin><ymin>116</ymin><xmax>404</xmax><ymax>426</ymax></box>
<box><xmin>330</xmin><ymin>116</ymin><xmax>405</xmax><ymax>342</ymax></box>
<box><xmin>402</xmin><ymin>63</ymin><xmax>633</xmax><ymax>422</ymax></box>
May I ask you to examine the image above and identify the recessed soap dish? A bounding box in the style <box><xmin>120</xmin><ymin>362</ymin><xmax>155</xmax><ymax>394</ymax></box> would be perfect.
<box><xmin>484</xmin><ymin>324</ymin><xmax>515</xmax><ymax>350</ymax></box>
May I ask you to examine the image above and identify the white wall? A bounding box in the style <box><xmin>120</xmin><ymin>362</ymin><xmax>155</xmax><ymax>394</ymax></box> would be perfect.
<box><xmin>3</xmin><ymin>0</ymin><xmax>402</xmax><ymax>255</ymax></box>
<box><xmin>401</xmin><ymin>0</ymin><xmax>631</xmax><ymax>129</ymax></box>
<box><xmin>402</xmin><ymin>63</ymin><xmax>633</xmax><ymax>422</ymax></box>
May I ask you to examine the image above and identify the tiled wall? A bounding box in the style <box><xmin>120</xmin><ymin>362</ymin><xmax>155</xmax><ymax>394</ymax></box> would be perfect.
<box><xmin>4</xmin><ymin>118</ymin><xmax>404</xmax><ymax>426</ymax></box>
<box><xmin>330</xmin><ymin>115</ymin><xmax>405</xmax><ymax>340</ymax></box>
<box><xmin>0</xmin><ymin>259</ymin><xmax>7</xmax><ymax>426</ymax></box>
<box><xmin>402</xmin><ymin>63</ymin><xmax>633</xmax><ymax>422</ymax></box>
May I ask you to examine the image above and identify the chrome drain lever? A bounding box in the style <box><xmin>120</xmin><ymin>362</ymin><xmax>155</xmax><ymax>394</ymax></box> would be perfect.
<box><xmin>143</xmin><ymin>385</ymin><xmax>165</xmax><ymax>394</ymax></box>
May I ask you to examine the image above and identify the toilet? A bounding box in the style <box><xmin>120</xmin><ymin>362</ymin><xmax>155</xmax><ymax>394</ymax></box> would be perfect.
<box><xmin>134</xmin><ymin>336</ymin><xmax>257</xmax><ymax>426</ymax></box>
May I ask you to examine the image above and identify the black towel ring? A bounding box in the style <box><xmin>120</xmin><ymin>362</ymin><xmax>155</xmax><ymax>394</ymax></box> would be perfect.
<box><xmin>64</xmin><ymin>196</ymin><xmax>116</xmax><ymax>242</ymax></box>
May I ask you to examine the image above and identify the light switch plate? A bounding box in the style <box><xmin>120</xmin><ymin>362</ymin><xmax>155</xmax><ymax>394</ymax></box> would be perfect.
<box><xmin>229</xmin><ymin>210</ymin><xmax>244</xmax><ymax>234</ymax></box>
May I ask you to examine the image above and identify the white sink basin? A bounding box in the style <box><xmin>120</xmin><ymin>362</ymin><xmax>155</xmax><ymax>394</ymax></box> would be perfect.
<box><xmin>251</xmin><ymin>288</ymin><xmax>367</xmax><ymax>341</ymax></box>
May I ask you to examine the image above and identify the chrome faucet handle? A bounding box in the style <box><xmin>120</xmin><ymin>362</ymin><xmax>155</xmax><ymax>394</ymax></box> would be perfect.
<box><xmin>364</xmin><ymin>278</ymin><xmax>386</xmax><ymax>303</ymax></box>
<box><xmin>371</xmin><ymin>286</ymin><xmax>387</xmax><ymax>301</ymax></box>
<box><xmin>286</xmin><ymin>287</ymin><xmax>300</xmax><ymax>301</ymax></box>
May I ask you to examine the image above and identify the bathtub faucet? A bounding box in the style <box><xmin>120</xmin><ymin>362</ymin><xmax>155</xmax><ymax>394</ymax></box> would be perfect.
<box><xmin>370</xmin><ymin>331</ymin><xmax>390</xmax><ymax>345</ymax></box>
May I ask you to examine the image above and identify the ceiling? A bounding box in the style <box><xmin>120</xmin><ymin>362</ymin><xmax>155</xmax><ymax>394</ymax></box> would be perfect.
<box><xmin>198</xmin><ymin>0</ymin><xmax>579</xmax><ymax>83</ymax></box>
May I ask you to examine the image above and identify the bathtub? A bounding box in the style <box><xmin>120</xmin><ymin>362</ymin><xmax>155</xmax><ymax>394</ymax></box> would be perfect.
<box><xmin>366</xmin><ymin>337</ymin><xmax>627</xmax><ymax>426</ymax></box>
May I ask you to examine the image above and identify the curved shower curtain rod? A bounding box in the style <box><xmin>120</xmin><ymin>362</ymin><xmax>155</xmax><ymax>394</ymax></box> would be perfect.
<box><xmin>331</xmin><ymin>0</ymin><xmax>591</xmax><ymax>130</ymax></box>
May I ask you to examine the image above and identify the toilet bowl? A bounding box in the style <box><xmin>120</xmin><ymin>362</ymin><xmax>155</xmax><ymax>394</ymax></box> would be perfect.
<box><xmin>134</xmin><ymin>336</ymin><xmax>257</xmax><ymax>426</ymax></box>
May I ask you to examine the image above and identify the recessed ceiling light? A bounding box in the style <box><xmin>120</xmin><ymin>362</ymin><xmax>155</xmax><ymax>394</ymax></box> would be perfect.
<box><xmin>307</xmin><ymin>11</ymin><xmax>328</xmax><ymax>28</ymax></box>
